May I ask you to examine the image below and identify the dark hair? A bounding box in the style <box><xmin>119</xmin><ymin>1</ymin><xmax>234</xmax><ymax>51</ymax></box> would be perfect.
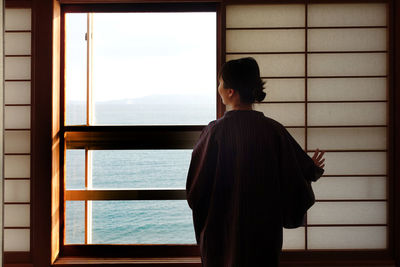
<box><xmin>219</xmin><ymin>57</ymin><xmax>266</xmax><ymax>104</ymax></box>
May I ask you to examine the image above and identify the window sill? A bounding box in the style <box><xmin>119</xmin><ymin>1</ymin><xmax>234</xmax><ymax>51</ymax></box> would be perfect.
<box><xmin>53</xmin><ymin>257</ymin><xmax>201</xmax><ymax>266</ymax></box>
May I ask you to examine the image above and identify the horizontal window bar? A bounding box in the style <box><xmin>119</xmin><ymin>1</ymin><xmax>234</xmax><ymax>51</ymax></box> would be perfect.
<box><xmin>226</xmin><ymin>26</ymin><xmax>387</xmax><ymax>30</ymax></box>
<box><xmin>4</xmin><ymin>30</ymin><xmax>31</xmax><ymax>33</ymax></box>
<box><xmin>322</xmin><ymin>174</ymin><xmax>387</xmax><ymax>177</ymax></box>
<box><xmin>5</xmin><ymin>55</ymin><xmax>31</xmax><ymax>57</ymax></box>
<box><xmin>262</xmin><ymin>100</ymin><xmax>388</xmax><ymax>103</ymax></box>
<box><xmin>4</xmin><ymin>128</ymin><xmax>31</xmax><ymax>131</ymax></box>
<box><xmin>260</xmin><ymin>75</ymin><xmax>387</xmax><ymax>79</ymax></box>
<box><xmin>65</xmin><ymin>126</ymin><xmax>203</xmax><ymax>150</ymax></box>
<box><xmin>66</xmin><ymin>190</ymin><xmax>388</xmax><ymax>202</ymax></box>
<box><xmin>227</xmin><ymin>51</ymin><xmax>387</xmax><ymax>55</ymax></box>
<box><xmin>306</xmin><ymin>224</ymin><xmax>387</xmax><ymax>227</ymax></box>
<box><xmin>4</xmin><ymin>227</ymin><xmax>30</xmax><ymax>229</ymax></box>
<box><xmin>4</xmin><ymin>80</ymin><xmax>31</xmax><ymax>82</ymax></box>
<box><xmin>4</xmin><ymin>178</ymin><xmax>31</xmax><ymax>180</ymax></box>
<box><xmin>4</xmin><ymin>153</ymin><xmax>31</xmax><ymax>156</ymax></box>
<box><xmin>4</xmin><ymin>104</ymin><xmax>31</xmax><ymax>107</ymax></box>
<box><xmin>315</xmin><ymin>199</ymin><xmax>386</xmax><ymax>202</ymax></box>
<box><xmin>66</xmin><ymin>189</ymin><xmax>187</xmax><ymax>201</ymax></box>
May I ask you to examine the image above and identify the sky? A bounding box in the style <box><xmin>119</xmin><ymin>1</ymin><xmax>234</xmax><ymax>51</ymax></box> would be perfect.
<box><xmin>65</xmin><ymin>12</ymin><xmax>217</xmax><ymax>102</ymax></box>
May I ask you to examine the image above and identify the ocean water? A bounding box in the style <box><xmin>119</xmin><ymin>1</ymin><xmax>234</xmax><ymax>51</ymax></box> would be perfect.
<box><xmin>65</xmin><ymin>98</ymin><xmax>214</xmax><ymax>244</ymax></box>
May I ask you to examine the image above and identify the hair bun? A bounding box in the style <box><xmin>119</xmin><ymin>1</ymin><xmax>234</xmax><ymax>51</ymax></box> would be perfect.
<box><xmin>253</xmin><ymin>80</ymin><xmax>266</xmax><ymax>102</ymax></box>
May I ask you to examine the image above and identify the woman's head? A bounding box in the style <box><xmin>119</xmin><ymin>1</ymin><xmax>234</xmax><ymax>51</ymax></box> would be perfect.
<box><xmin>218</xmin><ymin>57</ymin><xmax>266</xmax><ymax>105</ymax></box>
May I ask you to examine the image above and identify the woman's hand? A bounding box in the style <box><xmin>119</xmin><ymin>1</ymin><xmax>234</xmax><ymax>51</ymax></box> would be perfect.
<box><xmin>312</xmin><ymin>149</ymin><xmax>325</xmax><ymax>169</ymax></box>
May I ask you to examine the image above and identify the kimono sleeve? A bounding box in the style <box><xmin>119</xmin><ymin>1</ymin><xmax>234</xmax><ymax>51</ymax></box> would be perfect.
<box><xmin>186</xmin><ymin>122</ymin><xmax>218</xmax><ymax>241</ymax></box>
<box><xmin>279</xmin><ymin>127</ymin><xmax>324</xmax><ymax>229</ymax></box>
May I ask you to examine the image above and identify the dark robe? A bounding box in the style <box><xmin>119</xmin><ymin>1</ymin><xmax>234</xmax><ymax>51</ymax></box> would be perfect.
<box><xmin>186</xmin><ymin>110</ymin><xmax>323</xmax><ymax>267</ymax></box>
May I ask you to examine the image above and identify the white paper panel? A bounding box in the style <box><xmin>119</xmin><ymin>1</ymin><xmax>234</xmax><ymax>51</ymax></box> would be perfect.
<box><xmin>5</xmin><ymin>32</ymin><xmax>31</xmax><ymax>55</ymax></box>
<box><xmin>4</xmin><ymin>229</ymin><xmax>30</xmax><ymax>252</ymax></box>
<box><xmin>4</xmin><ymin>204</ymin><xmax>30</xmax><ymax>227</ymax></box>
<box><xmin>4</xmin><ymin>131</ymin><xmax>30</xmax><ymax>153</ymax></box>
<box><xmin>287</xmin><ymin>128</ymin><xmax>305</xmax><ymax>149</ymax></box>
<box><xmin>5</xmin><ymin>81</ymin><xmax>31</xmax><ymax>104</ymax></box>
<box><xmin>5</xmin><ymin>57</ymin><xmax>31</xmax><ymax>80</ymax></box>
<box><xmin>308</xmin><ymin>78</ymin><xmax>387</xmax><ymax>101</ymax></box>
<box><xmin>308</xmin><ymin>127</ymin><xmax>386</xmax><ymax>150</ymax></box>
<box><xmin>5</xmin><ymin>106</ymin><xmax>31</xmax><ymax>129</ymax></box>
<box><xmin>5</xmin><ymin>9</ymin><xmax>31</xmax><ymax>31</ymax></box>
<box><xmin>5</xmin><ymin>180</ymin><xmax>30</xmax><ymax>202</ymax></box>
<box><xmin>308</xmin><ymin>29</ymin><xmax>387</xmax><ymax>52</ymax></box>
<box><xmin>226</xmin><ymin>5</ymin><xmax>305</xmax><ymax>28</ymax></box>
<box><xmin>308</xmin><ymin>226</ymin><xmax>386</xmax><ymax>249</ymax></box>
<box><xmin>283</xmin><ymin>227</ymin><xmax>305</xmax><ymax>250</ymax></box>
<box><xmin>254</xmin><ymin>103</ymin><xmax>304</xmax><ymax>126</ymax></box>
<box><xmin>308</xmin><ymin>103</ymin><xmax>386</xmax><ymax>126</ymax></box>
<box><xmin>227</xmin><ymin>54</ymin><xmax>305</xmax><ymax>77</ymax></box>
<box><xmin>308</xmin><ymin>4</ymin><xmax>387</xmax><ymax>27</ymax></box>
<box><xmin>308</xmin><ymin>53</ymin><xmax>387</xmax><ymax>77</ymax></box>
<box><xmin>308</xmin><ymin>202</ymin><xmax>386</xmax><ymax>225</ymax></box>
<box><xmin>226</xmin><ymin>29</ymin><xmax>305</xmax><ymax>52</ymax></box>
<box><xmin>314</xmin><ymin>152</ymin><xmax>386</xmax><ymax>176</ymax></box>
<box><xmin>4</xmin><ymin>155</ymin><xmax>30</xmax><ymax>178</ymax></box>
<box><xmin>313</xmin><ymin>177</ymin><xmax>386</xmax><ymax>200</ymax></box>
<box><xmin>265</xmin><ymin>79</ymin><xmax>304</xmax><ymax>102</ymax></box>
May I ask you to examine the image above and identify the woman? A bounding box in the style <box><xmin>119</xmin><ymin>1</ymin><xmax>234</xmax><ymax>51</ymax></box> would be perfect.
<box><xmin>186</xmin><ymin>57</ymin><xmax>325</xmax><ymax>267</ymax></box>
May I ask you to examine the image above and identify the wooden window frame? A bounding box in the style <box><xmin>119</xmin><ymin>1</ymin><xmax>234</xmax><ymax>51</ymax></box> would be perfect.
<box><xmin>23</xmin><ymin>0</ymin><xmax>400</xmax><ymax>266</ymax></box>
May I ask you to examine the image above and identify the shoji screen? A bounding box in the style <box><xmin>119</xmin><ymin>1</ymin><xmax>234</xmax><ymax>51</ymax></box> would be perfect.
<box><xmin>4</xmin><ymin>8</ymin><xmax>32</xmax><ymax>252</ymax></box>
<box><xmin>226</xmin><ymin>3</ymin><xmax>387</xmax><ymax>250</ymax></box>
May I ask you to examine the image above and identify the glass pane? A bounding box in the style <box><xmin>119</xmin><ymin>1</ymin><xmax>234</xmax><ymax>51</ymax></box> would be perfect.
<box><xmin>65</xmin><ymin>13</ymin><xmax>87</xmax><ymax>125</ymax></box>
<box><xmin>91</xmin><ymin>200</ymin><xmax>195</xmax><ymax>244</ymax></box>
<box><xmin>308</xmin><ymin>4</ymin><xmax>387</xmax><ymax>27</ymax></box>
<box><xmin>5</xmin><ymin>57</ymin><xmax>31</xmax><ymax>80</ymax></box>
<box><xmin>265</xmin><ymin>79</ymin><xmax>305</xmax><ymax>102</ymax></box>
<box><xmin>226</xmin><ymin>5</ymin><xmax>305</xmax><ymax>28</ymax></box>
<box><xmin>5</xmin><ymin>9</ymin><xmax>31</xmax><ymax>31</ymax></box>
<box><xmin>4</xmin><ymin>155</ymin><xmax>30</xmax><ymax>178</ymax></box>
<box><xmin>308</xmin><ymin>127</ymin><xmax>387</xmax><ymax>150</ymax></box>
<box><xmin>5</xmin><ymin>106</ymin><xmax>31</xmax><ymax>129</ymax></box>
<box><xmin>308</xmin><ymin>202</ymin><xmax>386</xmax><ymax>225</ymax></box>
<box><xmin>5</xmin><ymin>32</ymin><xmax>31</xmax><ymax>55</ymax></box>
<box><xmin>308</xmin><ymin>78</ymin><xmax>386</xmax><ymax>101</ymax></box>
<box><xmin>91</xmin><ymin>150</ymin><xmax>191</xmax><ymax>189</ymax></box>
<box><xmin>4</xmin><ymin>204</ymin><xmax>30</xmax><ymax>227</ymax></box>
<box><xmin>227</xmin><ymin>54</ymin><xmax>305</xmax><ymax>77</ymax></box>
<box><xmin>66</xmin><ymin>149</ymin><xmax>85</xmax><ymax>190</ymax></box>
<box><xmin>5</xmin><ymin>180</ymin><xmax>30</xmax><ymax>202</ymax></box>
<box><xmin>313</xmin><ymin>152</ymin><xmax>386</xmax><ymax>176</ymax></box>
<box><xmin>308</xmin><ymin>29</ymin><xmax>387</xmax><ymax>52</ymax></box>
<box><xmin>283</xmin><ymin>227</ymin><xmax>305</xmax><ymax>250</ymax></box>
<box><xmin>308</xmin><ymin>53</ymin><xmax>387</xmax><ymax>77</ymax></box>
<box><xmin>254</xmin><ymin>103</ymin><xmax>304</xmax><ymax>126</ymax></box>
<box><xmin>226</xmin><ymin>29</ymin><xmax>305</xmax><ymax>52</ymax></box>
<box><xmin>91</xmin><ymin>13</ymin><xmax>216</xmax><ymax>125</ymax></box>
<box><xmin>4</xmin><ymin>229</ymin><xmax>30</xmax><ymax>252</ymax></box>
<box><xmin>5</xmin><ymin>81</ymin><xmax>31</xmax><ymax>104</ymax></box>
<box><xmin>4</xmin><ymin>130</ymin><xmax>30</xmax><ymax>153</ymax></box>
<box><xmin>65</xmin><ymin>201</ymin><xmax>85</xmax><ymax>244</ymax></box>
<box><xmin>308</xmin><ymin>226</ymin><xmax>386</xmax><ymax>249</ymax></box>
<box><xmin>308</xmin><ymin>103</ymin><xmax>386</xmax><ymax>126</ymax></box>
<box><xmin>313</xmin><ymin>177</ymin><xmax>386</xmax><ymax>200</ymax></box>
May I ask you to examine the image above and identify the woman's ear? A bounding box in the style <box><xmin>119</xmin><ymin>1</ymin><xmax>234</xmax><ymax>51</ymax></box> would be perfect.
<box><xmin>227</xmin><ymin>88</ymin><xmax>235</xmax><ymax>98</ymax></box>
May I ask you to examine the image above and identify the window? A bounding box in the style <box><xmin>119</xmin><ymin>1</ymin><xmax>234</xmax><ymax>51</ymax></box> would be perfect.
<box><xmin>37</xmin><ymin>0</ymin><xmax>397</xmax><ymax>265</ymax></box>
<box><xmin>62</xmin><ymin>3</ymin><xmax>218</xmax><ymax>252</ymax></box>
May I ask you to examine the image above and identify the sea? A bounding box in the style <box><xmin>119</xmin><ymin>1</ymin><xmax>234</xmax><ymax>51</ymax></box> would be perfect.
<box><xmin>65</xmin><ymin>95</ymin><xmax>215</xmax><ymax>244</ymax></box>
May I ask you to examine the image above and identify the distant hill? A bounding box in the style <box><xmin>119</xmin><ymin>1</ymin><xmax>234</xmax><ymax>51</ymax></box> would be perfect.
<box><xmin>87</xmin><ymin>94</ymin><xmax>215</xmax><ymax>105</ymax></box>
